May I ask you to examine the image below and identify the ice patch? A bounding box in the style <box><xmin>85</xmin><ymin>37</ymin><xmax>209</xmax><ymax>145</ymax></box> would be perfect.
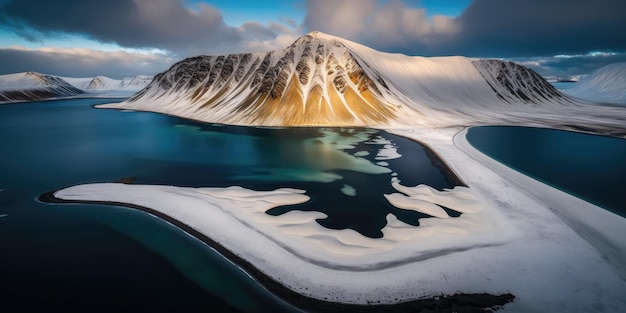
<box><xmin>375</xmin><ymin>144</ymin><xmax>401</xmax><ymax>160</ymax></box>
<box><xmin>354</xmin><ymin>151</ymin><xmax>370</xmax><ymax>157</ymax></box>
<box><xmin>363</xmin><ymin>136</ymin><xmax>402</xmax><ymax>160</ymax></box>
<box><xmin>384</xmin><ymin>183</ymin><xmax>482</xmax><ymax>218</ymax></box>
<box><xmin>316</xmin><ymin>128</ymin><xmax>379</xmax><ymax>150</ymax></box>
<box><xmin>340</xmin><ymin>184</ymin><xmax>356</xmax><ymax>196</ymax></box>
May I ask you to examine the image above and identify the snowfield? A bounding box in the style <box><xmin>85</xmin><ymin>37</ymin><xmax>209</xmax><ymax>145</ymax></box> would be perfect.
<box><xmin>48</xmin><ymin>32</ymin><xmax>626</xmax><ymax>312</ymax></box>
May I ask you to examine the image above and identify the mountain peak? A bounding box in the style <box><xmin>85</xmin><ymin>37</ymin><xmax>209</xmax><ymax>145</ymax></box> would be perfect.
<box><xmin>307</xmin><ymin>31</ymin><xmax>337</xmax><ymax>40</ymax></box>
<box><xmin>290</xmin><ymin>31</ymin><xmax>346</xmax><ymax>49</ymax></box>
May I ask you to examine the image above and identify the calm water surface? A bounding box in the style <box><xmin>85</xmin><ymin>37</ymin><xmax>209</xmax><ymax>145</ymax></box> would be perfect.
<box><xmin>550</xmin><ymin>82</ymin><xmax>577</xmax><ymax>90</ymax></box>
<box><xmin>0</xmin><ymin>98</ymin><xmax>457</xmax><ymax>312</ymax></box>
<box><xmin>467</xmin><ymin>126</ymin><xmax>626</xmax><ymax>217</ymax></box>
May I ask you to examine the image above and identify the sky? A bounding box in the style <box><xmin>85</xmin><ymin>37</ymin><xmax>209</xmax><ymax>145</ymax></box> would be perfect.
<box><xmin>0</xmin><ymin>0</ymin><xmax>624</xmax><ymax>78</ymax></box>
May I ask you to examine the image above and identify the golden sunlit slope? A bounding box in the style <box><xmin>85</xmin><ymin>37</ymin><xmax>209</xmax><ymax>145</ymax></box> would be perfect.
<box><xmin>108</xmin><ymin>32</ymin><xmax>423</xmax><ymax>126</ymax></box>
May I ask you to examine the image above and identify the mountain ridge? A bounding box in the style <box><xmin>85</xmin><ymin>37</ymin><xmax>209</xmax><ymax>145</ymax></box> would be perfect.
<box><xmin>103</xmin><ymin>31</ymin><xmax>589</xmax><ymax>127</ymax></box>
<box><xmin>0</xmin><ymin>71</ymin><xmax>85</xmax><ymax>102</ymax></box>
<box><xmin>126</xmin><ymin>32</ymin><xmax>409</xmax><ymax>126</ymax></box>
<box><xmin>0</xmin><ymin>72</ymin><xmax>153</xmax><ymax>103</ymax></box>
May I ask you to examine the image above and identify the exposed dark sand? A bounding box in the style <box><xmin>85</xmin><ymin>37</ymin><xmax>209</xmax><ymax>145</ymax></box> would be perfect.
<box><xmin>40</xmin><ymin>184</ymin><xmax>514</xmax><ymax>312</ymax></box>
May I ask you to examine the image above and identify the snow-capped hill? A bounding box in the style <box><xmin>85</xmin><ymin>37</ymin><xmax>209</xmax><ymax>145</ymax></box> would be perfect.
<box><xmin>543</xmin><ymin>75</ymin><xmax>586</xmax><ymax>83</ymax></box>
<box><xmin>64</xmin><ymin>75</ymin><xmax>152</xmax><ymax>92</ymax></box>
<box><xmin>119</xmin><ymin>75</ymin><xmax>153</xmax><ymax>90</ymax></box>
<box><xmin>85</xmin><ymin>76</ymin><xmax>121</xmax><ymax>90</ymax></box>
<box><xmin>62</xmin><ymin>76</ymin><xmax>118</xmax><ymax>91</ymax></box>
<box><xmin>99</xmin><ymin>32</ymin><xmax>624</xmax><ymax>130</ymax></box>
<box><xmin>0</xmin><ymin>71</ymin><xmax>78</xmax><ymax>91</ymax></box>
<box><xmin>565</xmin><ymin>62</ymin><xmax>626</xmax><ymax>105</ymax></box>
<box><xmin>0</xmin><ymin>72</ymin><xmax>153</xmax><ymax>102</ymax></box>
<box><xmin>0</xmin><ymin>72</ymin><xmax>84</xmax><ymax>103</ymax></box>
<box><xmin>473</xmin><ymin>60</ymin><xmax>575</xmax><ymax>105</ymax></box>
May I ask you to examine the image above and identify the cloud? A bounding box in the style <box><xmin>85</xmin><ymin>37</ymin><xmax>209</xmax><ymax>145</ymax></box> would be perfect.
<box><xmin>0</xmin><ymin>0</ymin><xmax>302</xmax><ymax>77</ymax></box>
<box><xmin>302</xmin><ymin>0</ymin><xmax>626</xmax><ymax>60</ymax></box>
<box><xmin>0</xmin><ymin>0</ymin><xmax>295</xmax><ymax>56</ymax></box>
<box><xmin>512</xmin><ymin>52</ymin><xmax>626</xmax><ymax>76</ymax></box>
<box><xmin>0</xmin><ymin>46</ymin><xmax>173</xmax><ymax>78</ymax></box>
<box><xmin>1</xmin><ymin>0</ymin><xmax>625</xmax><ymax>77</ymax></box>
<box><xmin>450</xmin><ymin>0</ymin><xmax>626</xmax><ymax>57</ymax></box>
<box><xmin>303</xmin><ymin>0</ymin><xmax>459</xmax><ymax>49</ymax></box>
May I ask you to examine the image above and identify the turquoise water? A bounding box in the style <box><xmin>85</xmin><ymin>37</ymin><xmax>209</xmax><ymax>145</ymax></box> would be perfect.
<box><xmin>0</xmin><ymin>98</ymin><xmax>458</xmax><ymax>312</ymax></box>
<box><xmin>466</xmin><ymin>126</ymin><xmax>626</xmax><ymax>217</ymax></box>
<box><xmin>550</xmin><ymin>82</ymin><xmax>577</xmax><ymax>90</ymax></box>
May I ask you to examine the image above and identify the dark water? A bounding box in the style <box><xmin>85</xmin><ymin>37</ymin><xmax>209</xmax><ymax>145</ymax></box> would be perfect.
<box><xmin>466</xmin><ymin>126</ymin><xmax>626</xmax><ymax>217</ymax></box>
<box><xmin>0</xmin><ymin>98</ymin><xmax>456</xmax><ymax>312</ymax></box>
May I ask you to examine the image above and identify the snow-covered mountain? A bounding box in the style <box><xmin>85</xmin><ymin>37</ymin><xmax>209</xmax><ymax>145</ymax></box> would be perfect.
<box><xmin>63</xmin><ymin>75</ymin><xmax>153</xmax><ymax>92</ymax></box>
<box><xmin>543</xmin><ymin>75</ymin><xmax>586</xmax><ymax>83</ymax></box>
<box><xmin>118</xmin><ymin>75</ymin><xmax>153</xmax><ymax>90</ymax></box>
<box><xmin>0</xmin><ymin>73</ymin><xmax>153</xmax><ymax>103</ymax></box>
<box><xmin>63</xmin><ymin>75</ymin><xmax>121</xmax><ymax>91</ymax></box>
<box><xmin>565</xmin><ymin>62</ymin><xmax>626</xmax><ymax>105</ymax></box>
<box><xmin>0</xmin><ymin>72</ymin><xmax>84</xmax><ymax>102</ymax></box>
<box><xmin>102</xmin><ymin>32</ymin><xmax>594</xmax><ymax>128</ymax></box>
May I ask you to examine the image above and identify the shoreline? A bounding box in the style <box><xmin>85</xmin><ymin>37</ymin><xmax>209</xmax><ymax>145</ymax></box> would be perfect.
<box><xmin>453</xmin><ymin>127</ymin><xmax>626</xmax><ymax>278</ymax></box>
<box><xmin>39</xmin><ymin>189</ymin><xmax>514</xmax><ymax>312</ymax></box>
<box><xmin>30</xmin><ymin>100</ymin><xmax>626</xmax><ymax>311</ymax></box>
<box><xmin>0</xmin><ymin>94</ymin><xmax>132</xmax><ymax>105</ymax></box>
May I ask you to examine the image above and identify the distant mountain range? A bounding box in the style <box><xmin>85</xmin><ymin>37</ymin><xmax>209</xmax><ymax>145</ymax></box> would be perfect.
<box><xmin>0</xmin><ymin>72</ymin><xmax>152</xmax><ymax>103</ymax></box>
<box><xmin>542</xmin><ymin>75</ymin><xmax>587</xmax><ymax>83</ymax></box>
<box><xmin>2</xmin><ymin>32</ymin><xmax>624</xmax><ymax>135</ymax></box>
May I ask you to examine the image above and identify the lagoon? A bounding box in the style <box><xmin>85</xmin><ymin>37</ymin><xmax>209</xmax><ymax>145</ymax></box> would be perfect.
<box><xmin>466</xmin><ymin>126</ymin><xmax>626</xmax><ymax>217</ymax></box>
<box><xmin>0</xmin><ymin>98</ymin><xmax>460</xmax><ymax>311</ymax></box>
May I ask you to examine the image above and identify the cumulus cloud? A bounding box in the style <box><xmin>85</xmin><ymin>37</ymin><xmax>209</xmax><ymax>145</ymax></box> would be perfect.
<box><xmin>303</xmin><ymin>0</ymin><xmax>459</xmax><ymax>49</ymax></box>
<box><xmin>0</xmin><ymin>0</ymin><xmax>295</xmax><ymax>56</ymax></box>
<box><xmin>1</xmin><ymin>0</ymin><xmax>625</xmax><ymax>77</ymax></box>
<box><xmin>300</xmin><ymin>0</ymin><xmax>626</xmax><ymax>74</ymax></box>
<box><xmin>0</xmin><ymin>46</ymin><xmax>174</xmax><ymax>78</ymax></box>
<box><xmin>303</xmin><ymin>0</ymin><xmax>626</xmax><ymax>60</ymax></box>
